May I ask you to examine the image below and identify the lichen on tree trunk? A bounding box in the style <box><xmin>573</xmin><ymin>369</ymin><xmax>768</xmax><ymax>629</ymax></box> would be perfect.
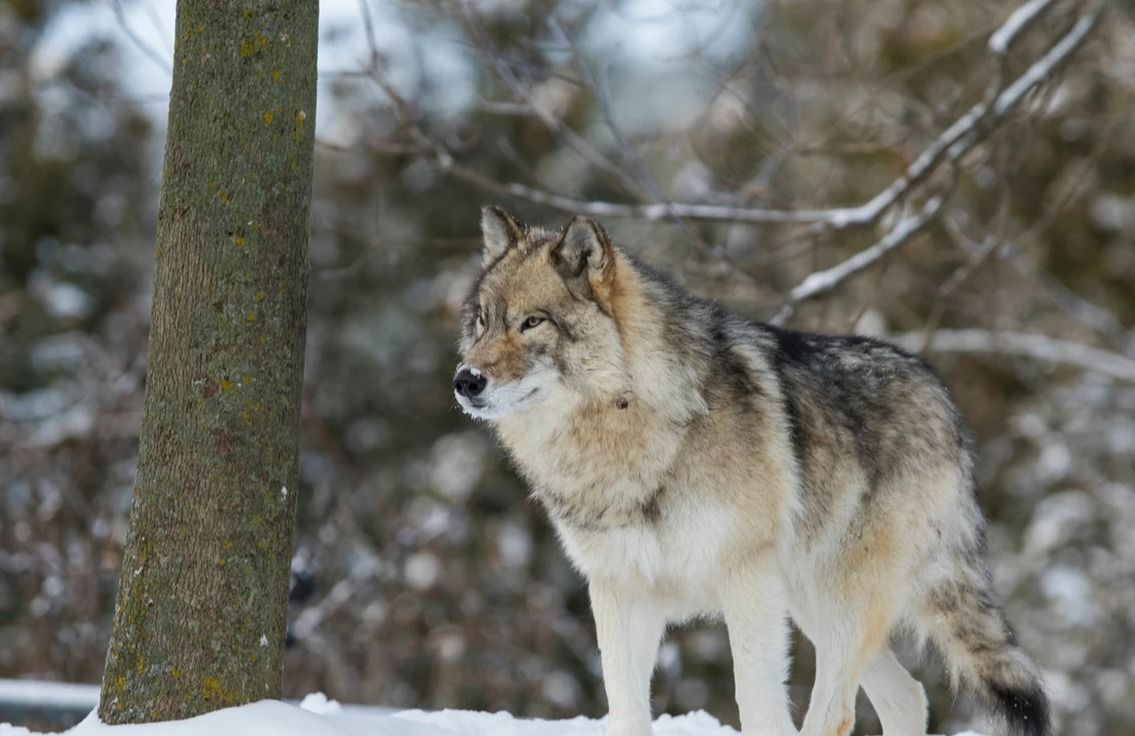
<box><xmin>99</xmin><ymin>0</ymin><xmax>318</xmax><ymax>724</ymax></box>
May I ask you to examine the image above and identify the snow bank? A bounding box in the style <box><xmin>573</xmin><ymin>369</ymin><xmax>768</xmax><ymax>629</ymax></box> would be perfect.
<box><xmin>0</xmin><ymin>694</ymin><xmax>990</xmax><ymax>736</ymax></box>
<box><xmin>1</xmin><ymin>695</ymin><xmax>734</xmax><ymax>736</ymax></box>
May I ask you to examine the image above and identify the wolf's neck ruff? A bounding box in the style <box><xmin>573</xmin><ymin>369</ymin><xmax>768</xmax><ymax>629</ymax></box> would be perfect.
<box><xmin>494</xmin><ymin>252</ymin><xmax>727</xmax><ymax>533</ymax></box>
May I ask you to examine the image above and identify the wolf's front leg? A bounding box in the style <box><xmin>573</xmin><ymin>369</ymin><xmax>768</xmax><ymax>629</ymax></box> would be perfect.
<box><xmin>720</xmin><ymin>558</ymin><xmax>798</xmax><ymax>736</ymax></box>
<box><xmin>590</xmin><ymin>578</ymin><xmax>667</xmax><ymax>736</ymax></box>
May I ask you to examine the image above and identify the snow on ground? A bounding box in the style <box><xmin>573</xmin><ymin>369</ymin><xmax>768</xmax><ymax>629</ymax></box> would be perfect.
<box><xmin>0</xmin><ymin>693</ymin><xmax>989</xmax><ymax>736</ymax></box>
<box><xmin>0</xmin><ymin>694</ymin><xmax>733</xmax><ymax>736</ymax></box>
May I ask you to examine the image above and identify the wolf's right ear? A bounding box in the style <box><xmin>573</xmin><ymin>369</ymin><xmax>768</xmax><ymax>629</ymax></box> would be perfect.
<box><xmin>553</xmin><ymin>217</ymin><xmax>613</xmax><ymax>277</ymax></box>
<box><xmin>481</xmin><ymin>206</ymin><xmax>525</xmax><ymax>265</ymax></box>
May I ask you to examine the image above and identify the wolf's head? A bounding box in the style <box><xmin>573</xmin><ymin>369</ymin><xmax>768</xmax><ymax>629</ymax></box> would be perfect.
<box><xmin>454</xmin><ymin>206</ymin><xmax>630</xmax><ymax>421</ymax></box>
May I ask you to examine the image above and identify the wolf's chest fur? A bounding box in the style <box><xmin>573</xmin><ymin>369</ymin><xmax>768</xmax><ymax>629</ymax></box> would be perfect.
<box><xmin>497</xmin><ymin>395</ymin><xmax>754</xmax><ymax>595</ymax></box>
<box><xmin>553</xmin><ymin>499</ymin><xmax>738</xmax><ymax>608</ymax></box>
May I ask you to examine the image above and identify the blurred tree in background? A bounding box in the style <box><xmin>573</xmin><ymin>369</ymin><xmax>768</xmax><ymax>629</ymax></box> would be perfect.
<box><xmin>1</xmin><ymin>0</ymin><xmax>157</xmax><ymax>693</ymax></box>
<box><xmin>2</xmin><ymin>0</ymin><xmax>1134</xmax><ymax>734</ymax></box>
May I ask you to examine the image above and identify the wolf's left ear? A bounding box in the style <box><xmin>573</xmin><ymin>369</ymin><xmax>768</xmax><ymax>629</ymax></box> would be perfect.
<box><xmin>552</xmin><ymin>217</ymin><xmax>614</xmax><ymax>288</ymax></box>
<box><xmin>481</xmin><ymin>205</ymin><xmax>525</xmax><ymax>265</ymax></box>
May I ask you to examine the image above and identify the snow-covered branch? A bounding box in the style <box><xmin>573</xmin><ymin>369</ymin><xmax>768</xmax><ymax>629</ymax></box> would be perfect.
<box><xmin>988</xmin><ymin>0</ymin><xmax>1060</xmax><ymax>56</ymax></box>
<box><xmin>761</xmin><ymin>4</ymin><xmax>1103</xmax><ymax>323</ymax></box>
<box><xmin>989</xmin><ymin>5</ymin><xmax>1101</xmax><ymax>120</ymax></box>
<box><xmin>891</xmin><ymin>329</ymin><xmax>1135</xmax><ymax>384</ymax></box>
<box><xmin>770</xmin><ymin>195</ymin><xmax>947</xmax><ymax>325</ymax></box>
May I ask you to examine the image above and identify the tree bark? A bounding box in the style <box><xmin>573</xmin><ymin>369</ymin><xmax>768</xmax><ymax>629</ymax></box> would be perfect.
<box><xmin>99</xmin><ymin>0</ymin><xmax>318</xmax><ymax>723</ymax></box>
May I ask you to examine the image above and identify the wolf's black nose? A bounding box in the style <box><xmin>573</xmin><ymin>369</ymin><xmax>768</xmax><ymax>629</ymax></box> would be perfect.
<box><xmin>454</xmin><ymin>368</ymin><xmax>487</xmax><ymax>398</ymax></box>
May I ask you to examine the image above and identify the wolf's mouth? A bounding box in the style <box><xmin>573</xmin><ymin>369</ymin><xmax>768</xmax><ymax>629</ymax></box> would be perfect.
<box><xmin>463</xmin><ymin>388</ymin><xmax>535</xmax><ymax>412</ymax></box>
<box><xmin>454</xmin><ymin>377</ymin><xmax>549</xmax><ymax>421</ymax></box>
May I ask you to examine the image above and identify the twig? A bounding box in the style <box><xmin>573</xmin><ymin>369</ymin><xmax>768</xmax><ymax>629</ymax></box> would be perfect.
<box><xmin>545</xmin><ymin>17</ymin><xmax>667</xmax><ymax>204</ymax></box>
<box><xmin>921</xmin><ymin>217</ymin><xmax>1004</xmax><ymax>349</ymax></box>
<box><xmin>110</xmin><ymin>0</ymin><xmax>171</xmax><ymax>74</ymax></box>
<box><xmin>459</xmin><ymin>5</ymin><xmax>650</xmax><ymax>200</ymax></box>
<box><xmin>358</xmin><ymin>0</ymin><xmax>379</xmax><ymax>67</ymax></box>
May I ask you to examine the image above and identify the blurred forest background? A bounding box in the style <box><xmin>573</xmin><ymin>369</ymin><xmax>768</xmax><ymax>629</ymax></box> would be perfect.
<box><xmin>2</xmin><ymin>0</ymin><xmax>1134</xmax><ymax>734</ymax></box>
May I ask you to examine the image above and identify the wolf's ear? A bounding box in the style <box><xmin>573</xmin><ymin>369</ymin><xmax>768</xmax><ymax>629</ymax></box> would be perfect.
<box><xmin>481</xmin><ymin>206</ymin><xmax>525</xmax><ymax>265</ymax></box>
<box><xmin>552</xmin><ymin>217</ymin><xmax>614</xmax><ymax>288</ymax></box>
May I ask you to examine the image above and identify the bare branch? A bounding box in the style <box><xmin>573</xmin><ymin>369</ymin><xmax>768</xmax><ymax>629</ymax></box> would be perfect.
<box><xmin>476</xmin><ymin>100</ymin><xmax>537</xmax><ymax>116</ymax></box>
<box><xmin>1027</xmin><ymin>269</ymin><xmax>1130</xmax><ymax>342</ymax></box>
<box><xmin>890</xmin><ymin>329</ymin><xmax>1135</xmax><ymax>384</ymax></box>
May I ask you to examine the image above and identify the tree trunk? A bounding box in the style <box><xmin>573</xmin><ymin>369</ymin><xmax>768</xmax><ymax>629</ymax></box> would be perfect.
<box><xmin>99</xmin><ymin>0</ymin><xmax>318</xmax><ymax>723</ymax></box>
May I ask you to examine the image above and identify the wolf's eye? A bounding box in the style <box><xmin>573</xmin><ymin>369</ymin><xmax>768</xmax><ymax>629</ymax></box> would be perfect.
<box><xmin>521</xmin><ymin>315</ymin><xmax>546</xmax><ymax>332</ymax></box>
<box><xmin>475</xmin><ymin>311</ymin><xmax>486</xmax><ymax>332</ymax></box>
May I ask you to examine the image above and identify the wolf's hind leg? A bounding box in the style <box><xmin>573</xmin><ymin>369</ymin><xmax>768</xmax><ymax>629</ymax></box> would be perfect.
<box><xmin>590</xmin><ymin>579</ymin><xmax>667</xmax><ymax>736</ymax></box>
<box><xmin>720</xmin><ymin>556</ymin><xmax>797</xmax><ymax>736</ymax></box>
<box><xmin>798</xmin><ymin>600</ymin><xmax>892</xmax><ymax>736</ymax></box>
<box><xmin>861</xmin><ymin>647</ymin><xmax>928</xmax><ymax>736</ymax></box>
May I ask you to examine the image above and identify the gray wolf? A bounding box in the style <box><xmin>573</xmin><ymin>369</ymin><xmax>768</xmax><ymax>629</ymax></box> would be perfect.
<box><xmin>453</xmin><ymin>206</ymin><xmax>1049</xmax><ymax>736</ymax></box>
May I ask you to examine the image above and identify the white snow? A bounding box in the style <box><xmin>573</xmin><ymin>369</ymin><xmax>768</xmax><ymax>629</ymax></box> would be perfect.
<box><xmin>1</xmin><ymin>699</ymin><xmax>739</xmax><ymax>736</ymax></box>
<box><xmin>297</xmin><ymin>692</ymin><xmax>342</xmax><ymax>715</ymax></box>
<box><xmin>0</xmin><ymin>695</ymin><xmax>993</xmax><ymax>736</ymax></box>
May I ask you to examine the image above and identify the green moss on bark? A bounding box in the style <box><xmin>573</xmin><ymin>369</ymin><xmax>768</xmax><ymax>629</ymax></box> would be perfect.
<box><xmin>98</xmin><ymin>0</ymin><xmax>318</xmax><ymax>724</ymax></box>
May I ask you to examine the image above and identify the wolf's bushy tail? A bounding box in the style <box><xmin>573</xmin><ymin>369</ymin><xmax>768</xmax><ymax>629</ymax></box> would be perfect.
<box><xmin>919</xmin><ymin>558</ymin><xmax>1050</xmax><ymax>736</ymax></box>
